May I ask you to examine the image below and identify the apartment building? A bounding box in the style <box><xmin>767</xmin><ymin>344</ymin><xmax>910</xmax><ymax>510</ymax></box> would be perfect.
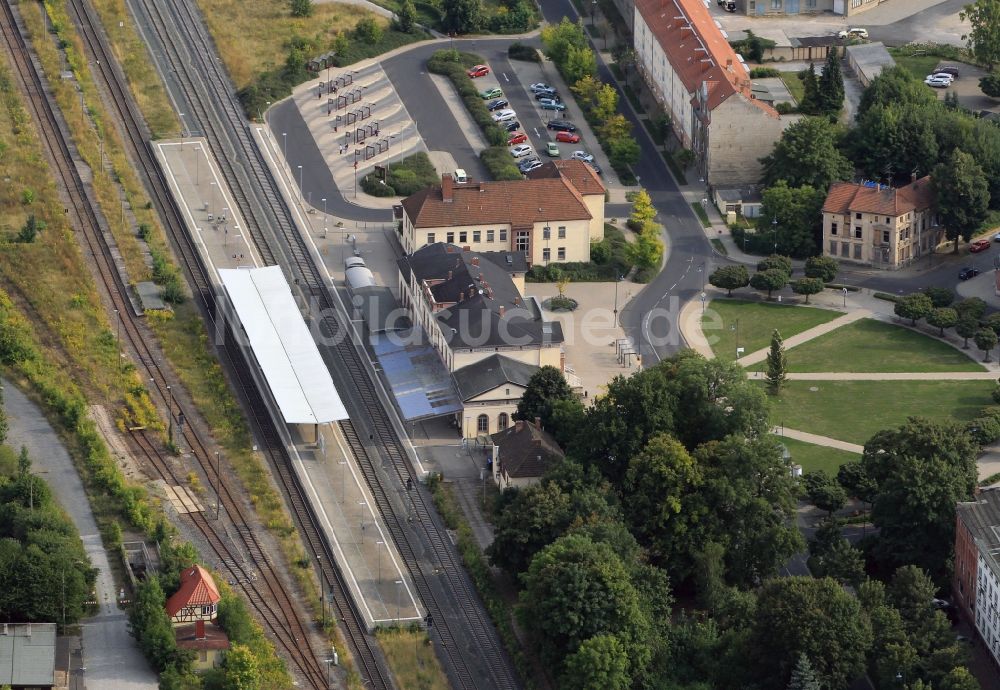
<box><xmin>737</xmin><ymin>0</ymin><xmax>889</xmax><ymax>16</ymax></box>
<box><xmin>400</xmin><ymin>161</ymin><xmax>605</xmax><ymax>266</ymax></box>
<box><xmin>397</xmin><ymin>243</ymin><xmax>565</xmax><ymax>438</ymax></box>
<box><xmin>632</xmin><ymin>0</ymin><xmax>791</xmax><ymax>186</ymax></box>
<box><xmin>955</xmin><ymin>490</ymin><xmax>1000</xmax><ymax>670</ymax></box>
<box><xmin>821</xmin><ymin>176</ymin><xmax>941</xmax><ymax>269</ymax></box>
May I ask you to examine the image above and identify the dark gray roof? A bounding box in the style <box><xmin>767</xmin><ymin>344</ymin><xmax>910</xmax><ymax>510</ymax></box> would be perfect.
<box><xmin>136</xmin><ymin>281</ymin><xmax>167</xmax><ymax>310</ymax></box>
<box><xmin>490</xmin><ymin>418</ymin><xmax>565</xmax><ymax>479</ymax></box>
<box><xmin>793</xmin><ymin>36</ymin><xmax>843</xmax><ymax>47</ymax></box>
<box><xmin>483</xmin><ymin>251</ymin><xmax>528</xmax><ymax>274</ymax></box>
<box><xmin>453</xmin><ymin>354</ymin><xmax>539</xmax><ymax>401</ymax></box>
<box><xmin>0</xmin><ymin>623</ymin><xmax>56</xmax><ymax>686</ymax></box>
<box><xmin>398</xmin><ymin>243</ymin><xmax>564</xmax><ymax>350</ymax></box>
<box><xmin>958</xmin><ymin>489</ymin><xmax>1000</xmax><ymax>578</ymax></box>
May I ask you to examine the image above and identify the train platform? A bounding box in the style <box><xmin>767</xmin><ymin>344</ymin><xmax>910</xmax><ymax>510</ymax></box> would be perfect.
<box><xmin>152</xmin><ymin>139</ymin><xmax>423</xmax><ymax>630</ymax></box>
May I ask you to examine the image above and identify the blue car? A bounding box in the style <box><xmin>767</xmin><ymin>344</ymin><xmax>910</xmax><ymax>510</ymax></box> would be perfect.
<box><xmin>539</xmin><ymin>98</ymin><xmax>567</xmax><ymax>111</ymax></box>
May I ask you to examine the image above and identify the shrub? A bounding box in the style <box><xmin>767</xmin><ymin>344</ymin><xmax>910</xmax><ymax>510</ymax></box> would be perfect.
<box><xmin>480</xmin><ymin>147</ymin><xmax>523</xmax><ymax>181</ymax></box>
<box><xmin>873</xmin><ymin>292</ymin><xmax>899</xmax><ymax>302</ymax></box>
<box><xmin>750</xmin><ymin>67</ymin><xmax>781</xmax><ymax>78</ymax></box>
<box><xmin>775</xmin><ymin>102</ymin><xmax>795</xmax><ymax>114</ymax></box>
<box><xmin>508</xmin><ymin>42</ymin><xmax>541</xmax><ymax>61</ymax></box>
<box><xmin>355</xmin><ymin>17</ymin><xmax>384</xmax><ymax>44</ymax></box>
<box><xmin>921</xmin><ymin>286</ymin><xmax>955</xmax><ymax>308</ymax></box>
<box><xmin>968</xmin><ymin>415</ymin><xmax>1000</xmax><ymax>445</ymax></box>
<box><xmin>590</xmin><ymin>239</ymin><xmax>611</xmax><ymax>264</ymax></box>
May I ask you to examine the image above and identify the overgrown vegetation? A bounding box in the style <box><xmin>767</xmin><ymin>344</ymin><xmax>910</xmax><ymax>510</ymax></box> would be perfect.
<box><xmin>527</xmin><ymin>225</ymin><xmax>634</xmax><ymax>282</ymax></box>
<box><xmin>375</xmin><ymin>627</ymin><xmax>449</xmax><ymax>690</ymax></box>
<box><xmin>361</xmin><ymin>152</ymin><xmax>440</xmax><ymax>197</ymax></box>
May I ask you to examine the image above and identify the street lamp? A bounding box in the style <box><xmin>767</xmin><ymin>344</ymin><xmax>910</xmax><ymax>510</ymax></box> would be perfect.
<box><xmin>297</xmin><ymin>165</ymin><xmax>304</xmax><ymax>200</ymax></box>
<box><xmin>359</xmin><ymin>500</ymin><xmax>367</xmax><ymax>543</ymax></box>
<box><xmin>591</xmin><ymin>0</ymin><xmax>597</xmax><ymax>24</ymax></box>
<box><xmin>395</xmin><ymin>580</ymin><xmax>403</xmax><ymax>621</ymax></box>
<box><xmin>700</xmin><ymin>291</ymin><xmax>707</xmax><ymax>315</ymax></box>
<box><xmin>282</xmin><ymin>132</ymin><xmax>287</xmax><ymax>160</ymax></box>
<box><xmin>166</xmin><ymin>384</ymin><xmax>174</xmax><ymax>445</ymax></box>
<box><xmin>613</xmin><ymin>274</ymin><xmax>622</xmax><ymax>319</ymax></box>
<box><xmin>338</xmin><ymin>460</ymin><xmax>347</xmax><ymax>502</ymax></box>
<box><xmin>322</xmin><ymin>197</ymin><xmax>327</xmax><ymax>217</ymax></box>
<box><xmin>842</xmin><ymin>287</ymin><xmax>848</xmax><ymax>308</ymax></box>
<box><xmin>731</xmin><ymin>319</ymin><xmax>741</xmax><ymax>360</ymax></box>
<box><xmin>376</xmin><ymin>540</ymin><xmax>384</xmax><ymax>583</ymax></box>
<box><xmin>771</xmin><ymin>217</ymin><xmax>778</xmax><ymax>254</ymax></box>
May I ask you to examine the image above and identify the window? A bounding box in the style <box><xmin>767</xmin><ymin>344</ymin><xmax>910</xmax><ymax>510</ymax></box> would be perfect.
<box><xmin>840</xmin><ymin>242</ymin><xmax>849</xmax><ymax>257</ymax></box>
<box><xmin>498</xmin><ymin>413</ymin><xmax>509</xmax><ymax>429</ymax></box>
<box><xmin>487</xmin><ymin>229</ymin><xmax>495</xmax><ymax>242</ymax></box>
<box><xmin>829</xmin><ymin>240</ymin><xmax>837</xmax><ymax>254</ymax></box>
<box><xmin>770</xmin><ymin>0</ymin><xmax>781</xmax><ymax>8</ymax></box>
<box><xmin>806</xmin><ymin>0</ymin><xmax>815</xmax><ymax>6</ymax></box>
<box><xmin>830</xmin><ymin>222</ymin><xmax>838</xmax><ymax>236</ymax></box>
<box><xmin>446</xmin><ymin>231</ymin><xmax>455</xmax><ymax>244</ymax></box>
<box><xmin>749</xmin><ymin>0</ymin><xmax>755</xmax><ymax>8</ymax></box>
<box><xmin>558</xmin><ymin>226</ymin><xmax>566</xmax><ymax>239</ymax></box>
<box><xmin>477</xmin><ymin>414</ymin><xmax>489</xmax><ymax>433</ymax></box>
<box><xmin>499</xmin><ymin>229</ymin><xmax>508</xmax><ymax>242</ymax></box>
<box><xmin>459</xmin><ymin>231</ymin><xmax>468</xmax><ymax>243</ymax></box>
<box><xmin>855</xmin><ymin>212</ymin><xmax>862</xmax><ymax>220</ymax></box>
<box><xmin>505</xmin><ymin>388</ymin><xmax>510</xmax><ymax>396</ymax></box>
<box><xmin>427</xmin><ymin>233</ymin><xmax>435</xmax><ymax>244</ymax></box>
<box><xmin>882</xmin><ymin>230</ymin><xmax>890</xmax><ymax>244</ymax></box>
<box><xmin>543</xmin><ymin>247</ymin><xmax>551</xmax><ymax>262</ymax></box>
<box><xmin>854</xmin><ymin>227</ymin><xmax>862</xmax><ymax>239</ymax></box>
<box><xmin>473</xmin><ymin>230</ymin><xmax>481</xmax><ymax>243</ymax></box>
<box><xmin>854</xmin><ymin>244</ymin><xmax>862</xmax><ymax>260</ymax></box>
<box><xmin>515</xmin><ymin>231</ymin><xmax>530</xmax><ymax>256</ymax></box>
<box><xmin>543</xmin><ymin>226</ymin><xmax>551</xmax><ymax>240</ymax></box>
<box><xmin>886</xmin><ymin>217</ymin><xmax>891</xmax><ymax>224</ymax></box>
<box><xmin>558</xmin><ymin>247</ymin><xmax>566</xmax><ymax>260</ymax></box>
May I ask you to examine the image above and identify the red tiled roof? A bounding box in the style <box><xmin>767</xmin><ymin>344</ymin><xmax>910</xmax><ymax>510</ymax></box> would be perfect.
<box><xmin>165</xmin><ymin>565</ymin><xmax>221</xmax><ymax>617</ymax></box>
<box><xmin>822</xmin><ymin>176</ymin><xmax>934</xmax><ymax>217</ymax></box>
<box><xmin>174</xmin><ymin>622</ymin><xmax>231</xmax><ymax>651</ymax></box>
<box><xmin>633</xmin><ymin>0</ymin><xmax>777</xmax><ymax>117</ymax></box>
<box><xmin>525</xmin><ymin>159</ymin><xmax>605</xmax><ymax>196</ymax></box>
<box><xmin>401</xmin><ymin>175</ymin><xmax>592</xmax><ymax>229</ymax></box>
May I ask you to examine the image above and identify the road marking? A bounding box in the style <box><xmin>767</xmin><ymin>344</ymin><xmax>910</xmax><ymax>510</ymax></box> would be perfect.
<box><xmin>533</xmin><ymin>127</ymin><xmax>540</xmax><ymax>137</ymax></box>
<box><xmin>670</xmin><ymin>282</ymin><xmax>677</xmax><ymax>290</ymax></box>
<box><xmin>502</xmin><ymin>72</ymin><xmax>510</xmax><ymax>82</ymax></box>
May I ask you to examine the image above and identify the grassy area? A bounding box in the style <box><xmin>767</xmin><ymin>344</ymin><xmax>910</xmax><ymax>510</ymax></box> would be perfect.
<box><xmin>691</xmin><ymin>201</ymin><xmax>710</xmax><ymax>228</ymax></box>
<box><xmin>779</xmin><ymin>71</ymin><xmax>805</xmax><ymax>105</ymax></box>
<box><xmin>362</xmin><ymin>152</ymin><xmax>441</xmax><ymax>197</ymax></box>
<box><xmin>774</xmin><ymin>436</ymin><xmax>859</xmax><ymax>475</ymax></box>
<box><xmin>888</xmin><ymin>49</ymin><xmax>948</xmax><ymax>81</ymax></box>
<box><xmin>703</xmin><ymin>300</ymin><xmax>841</xmax><ymax>361</ymax></box>
<box><xmin>786</xmin><ymin>318</ymin><xmax>984</xmax><ymax>373</ymax></box>
<box><xmin>90</xmin><ymin>0</ymin><xmax>179</xmax><ymax>138</ymax></box>
<box><xmin>375</xmin><ymin>628</ymin><xmax>449</xmax><ymax>690</ymax></box>
<box><xmin>767</xmin><ymin>380</ymin><xmax>993</xmax><ymax>446</ymax></box>
<box><xmin>710</xmin><ymin>238</ymin><xmax>727</xmax><ymax>255</ymax></box>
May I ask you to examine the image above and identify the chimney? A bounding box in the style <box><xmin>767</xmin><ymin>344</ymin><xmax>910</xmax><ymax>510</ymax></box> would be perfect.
<box><xmin>442</xmin><ymin>175</ymin><xmax>454</xmax><ymax>203</ymax></box>
<box><xmin>447</xmin><ymin>270</ymin><xmax>453</xmax><ymax>280</ymax></box>
<box><xmin>471</xmin><ymin>256</ymin><xmax>480</xmax><ymax>266</ymax></box>
<box><xmin>499</xmin><ymin>305</ymin><xmax>505</xmax><ymax>317</ymax></box>
<box><xmin>911</xmin><ymin>172</ymin><xmax>918</xmax><ymax>183</ymax></box>
<box><xmin>534</xmin><ymin>416</ymin><xmax>541</xmax><ymax>429</ymax></box>
<box><xmin>726</xmin><ymin>58</ymin><xmax>733</xmax><ymax>70</ymax></box>
<box><xmin>196</xmin><ymin>619</ymin><xmax>206</xmax><ymax>640</ymax></box>
<box><xmin>459</xmin><ymin>291</ymin><xmax>464</xmax><ymax>302</ymax></box>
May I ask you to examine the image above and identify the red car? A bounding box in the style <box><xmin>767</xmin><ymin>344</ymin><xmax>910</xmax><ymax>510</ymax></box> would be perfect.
<box><xmin>555</xmin><ymin>131</ymin><xmax>581</xmax><ymax>143</ymax></box>
<box><xmin>467</xmin><ymin>64</ymin><xmax>490</xmax><ymax>78</ymax></box>
<box><xmin>508</xmin><ymin>132</ymin><xmax>528</xmax><ymax>145</ymax></box>
<box><xmin>970</xmin><ymin>238</ymin><xmax>991</xmax><ymax>253</ymax></box>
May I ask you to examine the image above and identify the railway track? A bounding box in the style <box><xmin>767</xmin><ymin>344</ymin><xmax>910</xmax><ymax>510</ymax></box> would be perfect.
<box><xmin>113</xmin><ymin>0</ymin><xmax>524</xmax><ymax>687</ymax></box>
<box><xmin>2</xmin><ymin>2</ymin><xmax>395</xmax><ymax>688</ymax></box>
<box><xmin>56</xmin><ymin>0</ymin><xmax>522</xmax><ymax>685</ymax></box>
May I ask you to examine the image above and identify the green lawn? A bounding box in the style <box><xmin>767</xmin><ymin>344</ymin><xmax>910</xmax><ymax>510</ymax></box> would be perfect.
<box><xmin>704</xmin><ymin>300</ymin><xmax>841</xmax><ymax>361</ymax></box>
<box><xmin>888</xmin><ymin>49</ymin><xmax>947</xmax><ymax>81</ymax></box>
<box><xmin>779</xmin><ymin>71</ymin><xmax>805</xmax><ymax>104</ymax></box>
<box><xmin>785</xmin><ymin>318</ymin><xmax>984</xmax><ymax>373</ymax></box>
<box><xmin>766</xmin><ymin>380</ymin><xmax>993</xmax><ymax>446</ymax></box>
<box><xmin>774</xmin><ymin>435</ymin><xmax>859</xmax><ymax>475</ymax></box>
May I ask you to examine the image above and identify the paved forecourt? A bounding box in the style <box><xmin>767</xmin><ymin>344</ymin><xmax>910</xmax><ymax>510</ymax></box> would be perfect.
<box><xmin>152</xmin><ymin>139</ymin><xmax>423</xmax><ymax>629</ymax></box>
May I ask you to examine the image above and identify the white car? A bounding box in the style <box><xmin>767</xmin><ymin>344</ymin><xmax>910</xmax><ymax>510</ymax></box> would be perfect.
<box><xmin>492</xmin><ymin>109</ymin><xmax>517</xmax><ymax>122</ymax></box>
<box><xmin>510</xmin><ymin>144</ymin><xmax>534</xmax><ymax>158</ymax></box>
<box><xmin>838</xmin><ymin>27</ymin><xmax>868</xmax><ymax>39</ymax></box>
<box><xmin>929</xmin><ymin>72</ymin><xmax>955</xmax><ymax>82</ymax></box>
<box><xmin>570</xmin><ymin>150</ymin><xmax>594</xmax><ymax>163</ymax></box>
<box><xmin>924</xmin><ymin>76</ymin><xmax>951</xmax><ymax>88</ymax></box>
<box><xmin>529</xmin><ymin>82</ymin><xmax>555</xmax><ymax>93</ymax></box>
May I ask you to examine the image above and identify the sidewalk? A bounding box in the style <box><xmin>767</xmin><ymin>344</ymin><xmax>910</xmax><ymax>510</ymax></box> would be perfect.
<box><xmin>773</xmin><ymin>427</ymin><xmax>863</xmax><ymax>454</ymax></box>
<box><xmin>783</xmin><ymin>371</ymin><xmax>1000</xmax><ymax>381</ymax></box>
<box><xmin>2</xmin><ymin>380</ymin><xmax>157</xmax><ymax>690</ymax></box>
<box><xmin>737</xmin><ymin>309</ymin><xmax>871</xmax><ymax>366</ymax></box>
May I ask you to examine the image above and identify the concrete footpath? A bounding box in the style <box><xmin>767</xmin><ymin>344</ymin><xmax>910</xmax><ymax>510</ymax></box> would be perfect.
<box><xmin>737</xmin><ymin>309</ymin><xmax>871</xmax><ymax>367</ymax></box>
<box><xmin>3</xmin><ymin>380</ymin><xmax>157</xmax><ymax>690</ymax></box>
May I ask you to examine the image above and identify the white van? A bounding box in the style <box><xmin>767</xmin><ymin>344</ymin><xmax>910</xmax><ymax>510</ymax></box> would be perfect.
<box><xmin>454</xmin><ymin>169</ymin><xmax>468</xmax><ymax>183</ymax></box>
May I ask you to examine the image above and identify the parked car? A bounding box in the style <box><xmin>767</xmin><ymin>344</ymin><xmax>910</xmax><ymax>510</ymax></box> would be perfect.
<box><xmin>924</xmin><ymin>76</ymin><xmax>951</xmax><ymax>88</ymax></box>
<box><xmin>720</xmin><ymin>0</ymin><xmax>736</xmax><ymax>10</ymax></box>
<box><xmin>555</xmin><ymin>131</ymin><xmax>581</xmax><ymax>143</ymax></box>
<box><xmin>959</xmin><ymin>267</ymin><xmax>981</xmax><ymax>280</ymax></box>
<box><xmin>539</xmin><ymin>98</ymin><xmax>567</xmax><ymax>111</ymax></box>
<box><xmin>479</xmin><ymin>87</ymin><xmax>502</xmax><ymax>99</ymax></box>
<box><xmin>518</xmin><ymin>156</ymin><xmax>542</xmax><ymax>172</ymax></box>
<box><xmin>529</xmin><ymin>82</ymin><xmax>554</xmax><ymax>93</ymax></box>
<box><xmin>467</xmin><ymin>64</ymin><xmax>490</xmax><ymax>78</ymax></box>
<box><xmin>487</xmin><ymin>98</ymin><xmax>510</xmax><ymax>111</ymax></box>
<box><xmin>511</xmin><ymin>144</ymin><xmax>534</xmax><ymax>158</ymax></box>
<box><xmin>838</xmin><ymin>28</ymin><xmax>868</xmax><ymax>39</ymax></box>
<box><xmin>546</xmin><ymin>142</ymin><xmax>560</xmax><ymax>157</ymax></box>
<box><xmin>508</xmin><ymin>132</ymin><xmax>528</xmax><ymax>146</ymax></box>
<box><xmin>547</xmin><ymin>119</ymin><xmax>577</xmax><ymax>132</ymax></box>
<box><xmin>993</xmin><ymin>231</ymin><xmax>1000</xmax><ymax>242</ymax></box>
<box><xmin>492</xmin><ymin>109</ymin><xmax>517</xmax><ymax>122</ymax></box>
<box><xmin>503</xmin><ymin>120</ymin><xmax>522</xmax><ymax>132</ymax></box>
<box><xmin>571</xmin><ymin>150</ymin><xmax>595</xmax><ymax>163</ymax></box>
<box><xmin>535</xmin><ymin>90</ymin><xmax>560</xmax><ymax>100</ymax></box>
<box><xmin>930</xmin><ymin>72</ymin><xmax>955</xmax><ymax>82</ymax></box>
<box><xmin>937</xmin><ymin>66</ymin><xmax>960</xmax><ymax>78</ymax></box>
<box><xmin>970</xmin><ymin>238</ymin><xmax>991</xmax><ymax>253</ymax></box>
<box><xmin>587</xmin><ymin>161</ymin><xmax>603</xmax><ymax>175</ymax></box>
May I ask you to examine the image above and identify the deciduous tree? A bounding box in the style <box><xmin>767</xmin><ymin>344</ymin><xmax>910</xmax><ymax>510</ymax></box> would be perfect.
<box><xmin>627</xmin><ymin>188</ymin><xmax>656</xmax><ymax>230</ymax></box>
<box><xmin>757</xmin><ymin>182</ymin><xmax>827</xmax><ymax>258</ymax></box>
<box><xmin>804</xmin><ymin>255</ymin><xmax>838</xmax><ymax>283</ymax></box>
<box><xmin>761</xmin><ymin>118</ymin><xmax>853</xmax><ymax>190</ymax></box>
<box><xmin>894</xmin><ymin>292</ymin><xmax>933</xmax><ymax>325</ymax></box>
<box><xmin>221</xmin><ymin>643</ymin><xmax>260</xmax><ymax>690</ymax></box>
<box><xmin>397</xmin><ymin>0</ymin><xmax>416</xmax><ymax>32</ymax></box>
<box><xmin>561</xmin><ymin>635</ymin><xmax>632</xmax><ymax>690</ymax></box>
<box><xmin>290</xmin><ymin>0</ymin><xmax>313</xmax><ymax>17</ymax></box>
<box><xmin>976</xmin><ymin>327</ymin><xmax>998</xmax><ymax>361</ymax></box>
<box><xmin>803</xmin><ymin>470</ymin><xmax>847</xmax><ymax>516</ymax></box>
<box><xmin>960</xmin><ymin>0</ymin><xmax>1000</xmax><ymax>70</ymax></box>
<box><xmin>927</xmin><ymin>307</ymin><xmax>959</xmax><ymax>336</ymax></box>
<box><xmin>709</xmin><ymin>265</ymin><xmax>750</xmax><ymax>296</ymax></box>
<box><xmin>751</xmin><ymin>269</ymin><xmax>789</xmax><ymax>300</ymax></box>
<box><xmin>792</xmin><ymin>277</ymin><xmax>824</xmax><ymax>303</ymax></box>
<box><xmin>442</xmin><ymin>0</ymin><xmax>482</xmax><ymax>33</ymax></box>
<box><xmin>933</xmin><ymin>148</ymin><xmax>991</xmax><ymax>252</ymax></box>
<box><xmin>957</xmin><ymin>316</ymin><xmax>980</xmax><ymax>349</ymax></box>
<box><xmin>514</xmin><ymin>365</ymin><xmax>576</xmax><ymax>428</ymax></box>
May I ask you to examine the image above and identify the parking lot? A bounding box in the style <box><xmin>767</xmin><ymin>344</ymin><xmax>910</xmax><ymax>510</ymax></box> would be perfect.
<box><xmin>457</xmin><ymin>53</ymin><xmax>617</xmax><ymax>184</ymax></box>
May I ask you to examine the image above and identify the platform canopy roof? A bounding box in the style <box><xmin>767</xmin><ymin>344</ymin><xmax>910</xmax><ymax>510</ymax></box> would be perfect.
<box><xmin>220</xmin><ymin>266</ymin><xmax>348</xmax><ymax>424</ymax></box>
